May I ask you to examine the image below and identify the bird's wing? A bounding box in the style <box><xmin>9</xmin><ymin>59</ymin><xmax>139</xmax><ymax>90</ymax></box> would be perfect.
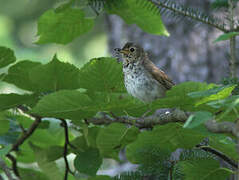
<box><xmin>144</xmin><ymin>59</ymin><xmax>174</xmax><ymax>90</ymax></box>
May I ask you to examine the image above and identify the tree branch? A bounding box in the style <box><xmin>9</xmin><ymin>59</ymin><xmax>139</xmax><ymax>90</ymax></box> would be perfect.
<box><xmin>6</xmin><ymin>154</ymin><xmax>19</xmax><ymax>178</ymax></box>
<box><xmin>60</xmin><ymin>119</ymin><xmax>73</xmax><ymax>180</ymax></box>
<box><xmin>205</xmin><ymin>120</ymin><xmax>237</xmax><ymax>137</ymax></box>
<box><xmin>10</xmin><ymin>116</ymin><xmax>41</xmax><ymax>152</ymax></box>
<box><xmin>86</xmin><ymin>108</ymin><xmax>188</xmax><ymax>128</ymax></box>
<box><xmin>0</xmin><ymin>158</ymin><xmax>18</xmax><ymax>180</ymax></box>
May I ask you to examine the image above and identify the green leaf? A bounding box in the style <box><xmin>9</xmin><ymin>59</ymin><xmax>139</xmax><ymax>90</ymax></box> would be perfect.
<box><xmin>32</xmin><ymin>90</ymin><xmax>148</xmax><ymax>120</ymax></box>
<box><xmin>83</xmin><ymin>127</ymin><xmax>101</xmax><ymax>148</ymax></box>
<box><xmin>74</xmin><ymin>148</ymin><xmax>102</xmax><ymax>176</ymax></box>
<box><xmin>214</xmin><ymin>32</ymin><xmax>239</xmax><ymax>43</ymax></box>
<box><xmin>46</xmin><ymin>146</ymin><xmax>64</xmax><ymax>161</ymax></box>
<box><xmin>78</xmin><ymin>57</ymin><xmax>125</xmax><ymax>93</ymax></box>
<box><xmin>188</xmin><ymin>84</ymin><xmax>235</xmax><ymax>106</ymax></box>
<box><xmin>0</xmin><ymin>93</ymin><xmax>37</xmax><ymax>111</ymax></box>
<box><xmin>36</xmin><ymin>8</ymin><xmax>94</xmax><ymax>44</ymax></box>
<box><xmin>0</xmin><ymin>46</ymin><xmax>16</xmax><ymax>68</ymax></box>
<box><xmin>88</xmin><ymin>176</ymin><xmax>112</xmax><ymax>180</ymax></box>
<box><xmin>96</xmin><ymin>123</ymin><xmax>139</xmax><ymax>158</ymax></box>
<box><xmin>19</xmin><ymin>168</ymin><xmax>49</xmax><ymax>180</ymax></box>
<box><xmin>29</xmin><ymin>143</ymin><xmax>63</xmax><ymax>180</ymax></box>
<box><xmin>0</xmin><ymin>145</ymin><xmax>11</xmax><ymax>158</ymax></box>
<box><xmin>105</xmin><ymin>0</ymin><xmax>169</xmax><ymax>36</ymax></box>
<box><xmin>207</xmin><ymin>95</ymin><xmax>239</xmax><ymax>121</ymax></box>
<box><xmin>178</xmin><ymin>159</ymin><xmax>233</xmax><ymax>180</ymax></box>
<box><xmin>29</xmin><ymin>55</ymin><xmax>81</xmax><ymax>92</ymax></box>
<box><xmin>126</xmin><ymin>123</ymin><xmax>205</xmax><ymax>163</ymax></box>
<box><xmin>0</xmin><ymin>112</ymin><xmax>10</xmax><ymax>135</ymax></box>
<box><xmin>209</xmin><ymin>136</ymin><xmax>238</xmax><ymax>160</ymax></box>
<box><xmin>3</xmin><ymin>60</ymin><xmax>41</xmax><ymax>91</ymax></box>
<box><xmin>32</xmin><ymin>90</ymin><xmax>97</xmax><ymax>120</ymax></box>
<box><xmin>183</xmin><ymin>111</ymin><xmax>213</xmax><ymax>129</ymax></box>
<box><xmin>152</xmin><ymin>82</ymin><xmax>209</xmax><ymax>111</ymax></box>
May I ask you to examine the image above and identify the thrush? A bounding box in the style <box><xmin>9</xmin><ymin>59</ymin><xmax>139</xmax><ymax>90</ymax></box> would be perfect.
<box><xmin>116</xmin><ymin>42</ymin><xmax>174</xmax><ymax>102</ymax></box>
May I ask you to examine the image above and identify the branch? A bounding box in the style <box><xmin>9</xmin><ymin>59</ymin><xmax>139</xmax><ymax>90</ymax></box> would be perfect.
<box><xmin>0</xmin><ymin>158</ymin><xmax>18</xmax><ymax>180</ymax></box>
<box><xmin>60</xmin><ymin>119</ymin><xmax>73</xmax><ymax>180</ymax></box>
<box><xmin>196</xmin><ymin>145</ymin><xmax>238</xmax><ymax>168</ymax></box>
<box><xmin>6</xmin><ymin>154</ymin><xmax>19</xmax><ymax>178</ymax></box>
<box><xmin>150</xmin><ymin>0</ymin><xmax>228</xmax><ymax>32</ymax></box>
<box><xmin>86</xmin><ymin>108</ymin><xmax>188</xmax><ymax>128</ymax></box>
<box><xmin>10</xmin><ymin>116</ymin><xmax>41</xmax><ymax>152</ymax></box>
<box><xmin>205</xmin><ymin>120</ymin><xmax>237</xmax><ymax>137</ymax></box>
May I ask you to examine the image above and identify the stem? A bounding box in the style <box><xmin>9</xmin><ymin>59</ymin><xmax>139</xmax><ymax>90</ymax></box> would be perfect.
<box><xmin>229</xmin><ymin>0</ymin><xmax>237</xmax><ymax>78</ymax></box>
<box><xmin>6</xmin><ymin>154</ymin><xmax>19</xmax><ymax>178</ymax></box>
<box><xmin>60</xmin><ymin>119</ymin><xmax>73</xmax><ymax>180</ymax></box>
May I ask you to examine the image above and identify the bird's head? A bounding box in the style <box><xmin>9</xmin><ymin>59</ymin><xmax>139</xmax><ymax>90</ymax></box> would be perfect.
<box><xmin>115</xmin><ymin>42</ymin><xmax>145</xmax><ymax>66</ymax></box>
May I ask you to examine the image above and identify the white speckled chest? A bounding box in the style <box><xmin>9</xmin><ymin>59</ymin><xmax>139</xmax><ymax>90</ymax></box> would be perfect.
<box><xmin>123</xmin><ymin>62</ymin><xmax>166</xmax><ymax>102</ymax></box>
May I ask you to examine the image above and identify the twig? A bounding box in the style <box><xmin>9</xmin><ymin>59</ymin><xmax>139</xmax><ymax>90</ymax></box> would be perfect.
<box><xmin>60</xmin><ymin>119</ymin><xmax>73</xmax><ymax>180</ymax></box>
<box><xmin>6</xmin><ymin>154</ymin><xmax>19</xmax><ymax>178</ymax></box>
<box><xmin>0</xmin><ymin>158</ymin><xmax>18</xmax><ymax>180</ymax></box>
<box><xmin>197</xmin><ymin>145</ymin><xmax>238</xmax><ymax>168</ymax></box>
<box><xmin>10</xmin><ymin>116</ymin><xmax>41</xmax><ymax>152</ymax></box>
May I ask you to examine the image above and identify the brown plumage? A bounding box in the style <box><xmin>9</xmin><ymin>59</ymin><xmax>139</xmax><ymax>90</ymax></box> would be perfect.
<box><xmin>117</xmin><ymin>42</ymin><xmax>174</xmax><ymax>102</ymax></box>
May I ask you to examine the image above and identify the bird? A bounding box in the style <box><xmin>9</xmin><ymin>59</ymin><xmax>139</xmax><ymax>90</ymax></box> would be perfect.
<box><xmin>115</xmin><ymin>42</ymin><xmax>174</xmax><ymax>102</ymax></box>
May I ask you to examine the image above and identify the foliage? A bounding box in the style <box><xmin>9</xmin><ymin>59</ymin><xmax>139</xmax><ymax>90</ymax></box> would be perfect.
<box><xmin>0</xmin><ymin>0</ymin><xmax>238</xmax><ymax>180</ymax></box>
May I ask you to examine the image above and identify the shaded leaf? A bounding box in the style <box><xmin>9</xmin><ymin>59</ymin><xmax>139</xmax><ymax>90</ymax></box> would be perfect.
<box><xmin>74</xmin><ymin>148</ymin><xmax>102</xmax><ymax>176</ymax></box>
<box><xmin>0</xmin><ymin>93</ymin><xmax>37</xmax><ymax>111</ymax></box>
<box><xmin>19</xmin><ymin>168</ymin><xmax>49</xmax><ymax>180</ymax></box>
<box><xmin>97</xmin><ymin>123</ymin><xmax>139</xmax><ymax>158</ymax></box>
<box><xmin>88</xmin><ymin>176</ymin><xmax>112</xmax><ymax>180</ymax></box>
<box><xmin>0</xmin><ymin>112</ymin><xmax>10</xmax><ymax>135</ymax></box>
<box><xmin>0</xmin><ymin>46</ymin><xmax>16</xmax><ymax>69</ymax></box>
<box><xmin>178</xmin><ymin>159</ymin><xmax>233</xmax><ymax>180</ymax></box>
<box><xmin>126</xmin><ymin>123</ymin><xmax>205</xmax><ymax>163</ymax></box>
<box><xmin>36</xmin><ymin>8</ymin><xmax>94</xmax><ymax>44</ymax></box>
<box><xmin>29</xmin><ymin>143</ymin><xmax>63</xmax><ymax>180</ymax></box>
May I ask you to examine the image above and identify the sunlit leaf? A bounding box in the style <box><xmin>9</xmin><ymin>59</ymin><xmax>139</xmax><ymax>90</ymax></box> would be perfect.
<box><xmin>106</xmin><ymin>0</ymin><xmax>169</xmax><ymax>36</ymax></box>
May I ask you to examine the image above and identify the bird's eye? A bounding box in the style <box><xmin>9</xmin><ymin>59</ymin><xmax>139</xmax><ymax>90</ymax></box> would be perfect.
<box><xmin>129</xmin><ymin>47</ymin><xmax>135</xmax><ymax>52</ymax></box>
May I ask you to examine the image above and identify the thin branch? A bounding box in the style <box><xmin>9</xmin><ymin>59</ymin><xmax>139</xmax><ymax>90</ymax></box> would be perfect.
<box><xmin>150</xmin><ymin>0</ymin><xmax>228</xmax><ymax>32</ymax></box>
<box><xmin>60</xmin><ymin>119</ymin><xmax>73</xmax><ymax>180</ymax></box>
<box><xmin>86</xmin><ymin>108</ymin><xmax>188</xmax><ymax>128</ymax></box>
<box><xmin>10</xmin><ymin>116</ymin><xmax>41</xmax><ymax>152</ymax></box>
<box><xmin>0</xmin><ymin>158</ymin><xmax>18</xmax><ymax>180</ymax></box>
<box><xmin>197</xmin><ymin>145</ymin><xmax>238</xmax><ymax>168</ymax></box>
<box><xmin>205</xmin><ymin>120</ymin><xmax>237</xmax><ymax>137</ymax></box>
<box><xmin>6</xmin><ymin>154</ymin><xmax>19</xmax><ymax>178</ymax></box>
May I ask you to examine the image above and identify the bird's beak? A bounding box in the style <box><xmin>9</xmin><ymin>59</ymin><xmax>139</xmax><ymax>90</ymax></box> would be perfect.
<box><xmin>119</xmin><ymin>49</ymin><xmax>129</xmax><ymax>55</ymax></box>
